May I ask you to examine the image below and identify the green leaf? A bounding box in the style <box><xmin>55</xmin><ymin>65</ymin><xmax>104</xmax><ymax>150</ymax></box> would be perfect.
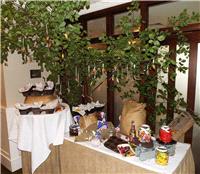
<box><xmin>157</xmin><ymin>35</ymin><xmax>165</xmax><ymax>41</ymax></box>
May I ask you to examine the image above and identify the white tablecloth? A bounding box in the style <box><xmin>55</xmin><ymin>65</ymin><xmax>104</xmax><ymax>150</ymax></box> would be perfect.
<box><xmin>17</xmin><ymin>107</ymin><xmax>73</xmax><ymax>173</ymax></box>
<box><xmin>64</xmin><ymin>132</ymin><xmax>194</xmax><ymax>174</ymax></box>
<box><xmin>6</xmin><ymin>108</ymin><xmax>19</xmax><ymax>143</ymax></box>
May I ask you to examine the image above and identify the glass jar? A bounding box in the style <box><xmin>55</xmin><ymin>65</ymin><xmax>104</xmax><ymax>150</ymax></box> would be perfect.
<box><xmin>138</xmin><ymin>124</ymin><xmax>151</xmax><ymax>143</ymax></box>
<box><xmin>69</xmin><ymin>124</ymin><xmax>79</xmax><ymax>136</ymax></box>
<box><xmin>159</xmin><ymin>125</ymin><xmax>172</xmax><ymax>143</ymax></box>
<box><xmin>155</xmin><ymin>146</ymin><xmax>169</xmax><ymax>165</ymax></box>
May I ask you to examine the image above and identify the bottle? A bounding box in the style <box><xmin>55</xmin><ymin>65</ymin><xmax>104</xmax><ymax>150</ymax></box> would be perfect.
<box><xmin>129</xmin><ymin>121</ymin><xmax>136</xmax><ymax>142</ymax></box>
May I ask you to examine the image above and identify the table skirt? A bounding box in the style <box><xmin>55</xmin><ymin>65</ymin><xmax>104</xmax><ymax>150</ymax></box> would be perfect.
<box><xmin>21</xmin><ymin>140</ymin><xmax>195</xmax><ymax>174</ymax></box>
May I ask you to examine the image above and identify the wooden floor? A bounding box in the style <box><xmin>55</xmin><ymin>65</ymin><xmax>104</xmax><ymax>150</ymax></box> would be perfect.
<box><xmin>1</xmin><ymin>165</ymin><xmax>22</xmax><ymax>174</ymax></box>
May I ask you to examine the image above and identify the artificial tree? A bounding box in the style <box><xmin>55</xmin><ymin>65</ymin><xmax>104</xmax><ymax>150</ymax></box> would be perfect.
<box><xmin>97</xmin><ymin>1</ymin><xmax>200</xmax><ymax>128</ymax></box>
<box><xmin>1</xmin><ymin>1</ymin><xmax>200</xmax><ymax>127</ymax></box>
<box><xmin>1</xmin><ymin>0</ymin><xmax>101</xmax><ymax>105</ymax></box>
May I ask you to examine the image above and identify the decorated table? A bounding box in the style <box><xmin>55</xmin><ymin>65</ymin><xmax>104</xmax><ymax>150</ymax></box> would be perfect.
<box><xmin>17</xmin><ymin>106</ymin><xmax>73</xmax><ymax>173</ymax></box>
<box><xmin>21</xmin><ymin>131</ymin><xmax>194</xmax><ymax>174</ymax></box>
<box><xmin>17</xmin><ymin>99</ymin><xmax>194</xmax><ymax>174</ymax></box>
<box><xmin>19</xmin><ymin>100</ymin><xmax>195</xmax><ymax>174</ymax></box>
<box><xmin>60</xmin><ymin>132</ymin><xmax>194</xmax><ymax>174</ymax></box>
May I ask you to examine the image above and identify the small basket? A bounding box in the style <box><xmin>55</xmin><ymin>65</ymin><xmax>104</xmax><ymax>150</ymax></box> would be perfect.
<box><xmin>72</xmin><ymin>111</ymin><xmax>80</xmax><ymax>116</ymax></box>
<box><xmin>20</xmin><ymin>85</ymin><xmax>34</xmax><ymax>97</ymax></box>
<box><xmin>41</xmin><ymin>109</ymin><xmax>55</xmax><ymax>114</ymax></box>
<box><xmin>19</xmin><ymin>108</ymin><xmax>31</xmax><ymax>115</ymax></box>
<box><xmin>85</xmin><ymin>108</ymin><xmax>96</xmax><ymax>115</ymax></box>
<box><xmin>32</xmin><ymin>108</ymin><xmax>41</xmax><ymax>115</ymax></box>
<box><xmin>43</xmin><ymin>87</ymin><xmax>55</xmax><ymax>95</ymax></box>
<box><xmin>31</xmin><ymin>90</ymin><xmax>43</xmax><ymax>96</ymax></box>
<box><xmin>95</xmin><ymin>106</ymin><xmax>104</xmax><ymax>112</ymax></box>
<box><xmin>22</xmin><ymin>90</ymin><xmax>32</xmax><ymax>97</ymax></box>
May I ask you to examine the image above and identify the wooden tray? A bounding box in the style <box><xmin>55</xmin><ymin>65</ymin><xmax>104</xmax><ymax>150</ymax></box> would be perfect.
<box><xmin>104</xmin><ymin>136</ymin><xmax>128</xmax><ymax>153</ymax></box>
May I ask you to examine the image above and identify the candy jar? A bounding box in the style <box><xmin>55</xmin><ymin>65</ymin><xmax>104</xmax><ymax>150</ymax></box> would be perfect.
<box><xmin>159</xmin><ymin>125</ymin><xmax>172</xmax><ymax>143</ymax></box>
<box><xmin>138</xmin><ymin>124</ymin><xmax>151</xmax><ymax>143</ymax></box>
<box><xmin>155</xmin><ymin>146</ymin><xmax>169</xmax><ymax>165</ymax></box>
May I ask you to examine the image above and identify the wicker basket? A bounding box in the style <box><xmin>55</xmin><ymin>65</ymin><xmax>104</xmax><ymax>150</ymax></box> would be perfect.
<box><xmin>19</xmin><ymin>108</ymin><xmax>31</xmax><ymax>115</ymax></box>
<box><xmin>43</xmin><ymin>87</ymin><xmax>55</xmax><ymax>95</ymax></box>
<box><xmin>24</xmin><ymin>95</ymin><xmax>57</xmax><ymax>105</ymax></box>
<box><xmin>41</xmin><ymin>109</ymin><xmax>55</xmax><ymax>114</ymax></box>
<box><xmin>32</xmin><ymin>108</ymin><xmax>41</xmax><ymax>115</ymax></box>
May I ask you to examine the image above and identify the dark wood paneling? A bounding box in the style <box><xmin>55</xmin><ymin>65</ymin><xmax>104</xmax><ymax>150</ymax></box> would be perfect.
<box><xmin>186</xmin><ymin>30</ymin><xmax>200</xmax><ymax>43</ymax></box>
<box><xmin>187</xmin><ymin>42</ymin><xmax>198</xmax><ymax>110</ymax></box>
<box><xmin>140</xmin><ymin>2</ymin><xmax>149</xmax><ymax>30</ymax></box>
<box><xmin>106</xmin><ymin>15</ymin><xmax>115</xmax><ymax>123</ymax></box>
<box><xmin>107</xmin><ymin>71</ymin><xmax>115</xmax><ymax>123</ymax></box>
<box><xmin>162</xmin><ymin>23</ymin><xmax>200</xmax><ymax>45</ymax></box>
<box><xmin>167</xmin><ymin>40</ymin><xmax>177</xmax><ymax>123</ymax></box>
<box><xmin>80</xmin><ymin>19</ymin><xmax>87</xmax><ymax>33</ymax></box>
<box><xmin>90</xmin><ymin>23</ymin><xmax>200</xmax><ymax>44</ymax></box>
<box><xmin>79</xmin><ymin>19</ymin><xmax>89</xmax><ymax>104</ymax></box>
<box><xmin>106</xmin><ymin>15</ymin><xmax>114</xmax><ymax>36</ymax></box>
<box><xmin>79</xmin><ymin>1</ymin><xmax>199</xmax><ymax>137</ymax></box>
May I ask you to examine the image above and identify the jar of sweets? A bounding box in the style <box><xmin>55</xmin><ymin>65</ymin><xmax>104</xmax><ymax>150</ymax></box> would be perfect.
<box><xmin>155</xmin><ymin>146</ymin><xmax>169</xmax><ymax>165</ymax></box>
<box><xmin>138</xmin><ymin>124</ymin><xmax>151</xmax><ymax>143</ymax></box>
<box><xmin>159</xmin><ymin>125</ymin><xmax>172</xmax><ymax>143</ymax></box>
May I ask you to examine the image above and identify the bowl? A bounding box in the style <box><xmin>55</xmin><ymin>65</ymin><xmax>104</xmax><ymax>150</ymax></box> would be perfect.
<box><xmin>117</xmin><ymin>144</ymin><xmax>135</xmax><ymax>157</ymax></box>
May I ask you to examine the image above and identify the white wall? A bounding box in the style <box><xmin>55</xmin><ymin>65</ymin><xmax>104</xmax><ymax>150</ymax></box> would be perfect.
<box><xmin>3</xmin><ymin>52</ymin><xmax>49</xmax><ymax>106</ymax></box>
<box><xmin>195</xmin><ymin>43</ymin><xmax>200</xmax><ymax>114</ymax></box>
<box><xmin>193</xmin><ymin>43</ymin><xmax>200</xmax><ymax>173</ymax></box>
<box><xmin>175</xmin><ymin>45</ymin><xmax>189</xmax><ymax>103</ymax></box>
<box><xmin>149</xmin><ymin>1</ymin><xmax>200</xmax><ymax>28</ymax></box>
<box><xmin>1</xmin><ymin>64</ymin><xmax>10</xmax><ymax>169</ymax></box>
<box><xmin>1</xmin><ymin>52</ymin><xmax>49</xmax><ymax>171</ymax></box>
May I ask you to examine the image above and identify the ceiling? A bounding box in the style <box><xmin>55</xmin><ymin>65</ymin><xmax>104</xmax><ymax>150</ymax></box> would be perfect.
<box><xmin>79</xmin><ymin>0</ymin><xmax>132</xmax><ymax>15</ymax></box>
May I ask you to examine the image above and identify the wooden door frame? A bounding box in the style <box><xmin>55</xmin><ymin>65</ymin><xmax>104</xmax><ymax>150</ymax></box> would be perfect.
<box><xmin>80</xmin><ymin>2</ymin><xmax>200</xmax><ymax>143</ymax></box>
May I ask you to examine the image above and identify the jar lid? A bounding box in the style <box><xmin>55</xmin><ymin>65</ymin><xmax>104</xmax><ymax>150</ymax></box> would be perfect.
<box><xmin>70</xmin><ymin>124</ymin><xmax>79</xmax><ymax>129</ymax></box>
<box><xmin>161</xmin><ymin>125</ymin><xmax>171</xmax><ymax>132</ymax></box>
<box><xmin>156</xmin><ymin>146</ymin><xmax>167</xmax><ymax>152</ymax></box>
<box><xmin>141</xmin><ymin>124</ymin><xmax>150</xmax><ymax>129</ymax></box>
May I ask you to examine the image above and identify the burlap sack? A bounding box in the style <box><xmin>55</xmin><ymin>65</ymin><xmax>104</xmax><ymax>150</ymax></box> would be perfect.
<box><xmin>120</xmin><ymin>100</ymin><xmax>146</xmax><ymax>136</ymax></box>
<box><xmin>79</xmin><ymin>112</ymin><xmax>98</xmax><ymax>130</ymax></box>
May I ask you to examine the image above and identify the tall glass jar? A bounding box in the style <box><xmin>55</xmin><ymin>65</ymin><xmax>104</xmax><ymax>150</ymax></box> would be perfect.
<box><xmin>138</xmin><ymin>124</ymin><xmax>151</xmax><ymax>143</ymax></box>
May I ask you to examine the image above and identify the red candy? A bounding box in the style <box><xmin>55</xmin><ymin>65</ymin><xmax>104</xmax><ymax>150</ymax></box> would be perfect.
<box><xmin>159</xmin><ymin>126</ymin><xmax>172</xmax><ymax>143</ymax></box>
